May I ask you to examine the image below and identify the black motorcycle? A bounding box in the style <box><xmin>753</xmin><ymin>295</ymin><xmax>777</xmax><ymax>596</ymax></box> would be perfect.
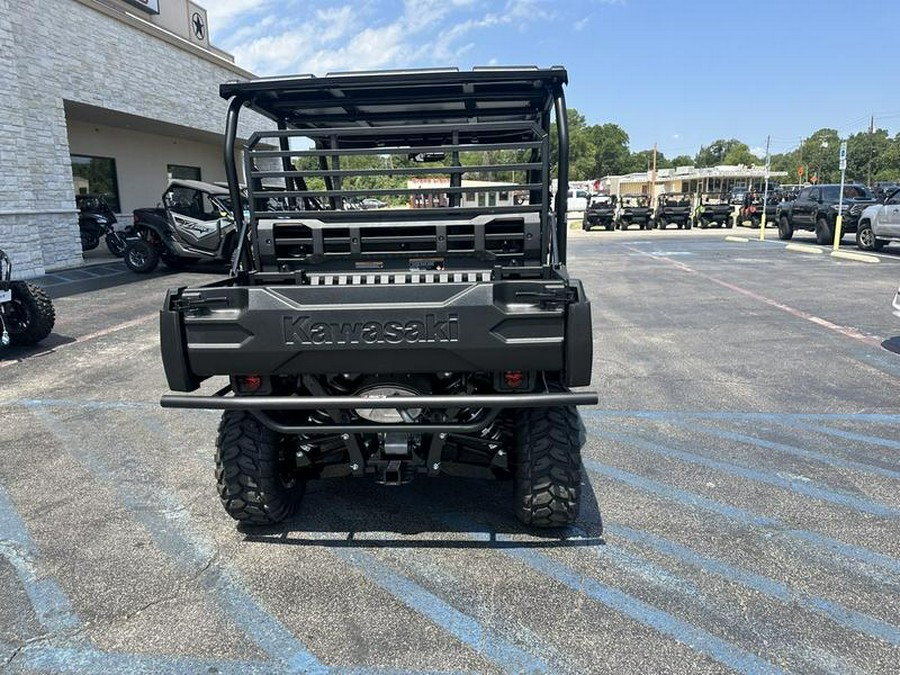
<box><xmin>77</xmin><ymin>194</ymin><xmax>127</xmax><ymax>257</ymax></box>
<box><xmin>0</xmin><ymin>248</ymin><xmax>55</xmax><ymax>348</ymax></box>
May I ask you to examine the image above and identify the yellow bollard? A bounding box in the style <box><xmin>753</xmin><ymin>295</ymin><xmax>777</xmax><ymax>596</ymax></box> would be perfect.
<box><xmin>760</xmin><ymin>213</ymin><xmax>766</xmax><ymax>241</ymax></box>
<box><xmin>833</xmin><ymin>214</ymin><xmax>843</xmax><ymax>251</ymax></box>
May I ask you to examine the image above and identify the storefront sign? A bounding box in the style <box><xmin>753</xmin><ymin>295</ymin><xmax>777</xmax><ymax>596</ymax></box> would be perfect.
<box><xmin>122</xmin><ymin>0</ymin><xmax>160</xmax><ymax>14</ymax></box>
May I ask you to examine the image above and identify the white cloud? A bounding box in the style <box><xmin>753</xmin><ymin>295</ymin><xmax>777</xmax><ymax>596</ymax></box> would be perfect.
<box><xmin>574</xmin><ymin>16</ymin><xmax>591</xmax><ymax>31</ymax></box>
<box><xmin>219</xmin><ymin>0</ymin><xmax>563</xmax><ymax>76</ymax></box>
<box><xmin>672</xmin><ymin>133</ymin><xmax>680</xmax><ymax>140</ymax></box>
<box><xmin>207</xmin><ymin>0</ymin><xmax>271</xmax><ymax>33</ymax></box>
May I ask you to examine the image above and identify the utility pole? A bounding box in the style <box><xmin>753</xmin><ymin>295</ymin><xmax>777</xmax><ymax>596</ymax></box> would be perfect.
<box><xmin>651</xmin><ymin>142</ymin><xmax>657</xmax><ymax>202</ymax></box>
<box><xmin>868</xmin><ymin>114</ymin><xmax>875</xmax><ymax>187</ymax></box>
<box><xmin>760</xmin><ymin>135</ymin><xmax>771</xmax><ymax>241</ymax></box>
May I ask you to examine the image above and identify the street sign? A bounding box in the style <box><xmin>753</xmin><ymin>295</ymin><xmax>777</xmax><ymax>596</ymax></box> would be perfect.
<box><xmin>839</xmin><ymin>140</ymin><xmax>847</xmax><ymax>171</ymax></box>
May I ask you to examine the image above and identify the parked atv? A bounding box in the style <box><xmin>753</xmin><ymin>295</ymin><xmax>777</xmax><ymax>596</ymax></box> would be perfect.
<box><xmin>0</xmin><ymin>248</ymin><xmax>55</xmax><ymax>348</ymax></box>
<box><xmin>77</xmin><ymin>194</ymin><xmax>127</xmax><ymax>257</ymax></box>
<box><xmin>615</xmin><ymin>194</ymin><xmax>653</xmax><ymax>230</ymax></box>
<box><xmin>693</xmin><ymin>193</ymin><xmax>733</xmax><ymax>229</ymax></box>
<box><xmin>737</xmin><ymin>192</ymin><xmax>778</xmax><ymax>228</ymax></box>
<box><xmin>653</xmin><ymin>193</ymin><xmax>693</xmax><ymax>230</ymax></box>
<box><xmin>582</xmin><ymin>194</ymin><xmax>617</xmax><ymax>231</ymax></box>
<box><xmin>125</xmin><ymin>179</ymin><xmax>239</xmax><ymax>274</ymax></box>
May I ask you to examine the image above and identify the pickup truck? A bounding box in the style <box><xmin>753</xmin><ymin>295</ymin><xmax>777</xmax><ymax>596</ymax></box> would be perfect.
<box><xmin>856</xmin><ymin>187</ymin><xmax>900</xmax><ymax>251</ymax></box>
<box><xmin>777</xmin><ymin>184</ymin><xmax>876</xmax><ymax>244</ymax></box>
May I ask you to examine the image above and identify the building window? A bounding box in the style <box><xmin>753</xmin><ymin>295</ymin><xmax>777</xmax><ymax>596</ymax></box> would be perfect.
<box><xmin>71</xmin><ymin>155</ymin><xmax>120</xmax><ymax>212</ymax></box>
<box><xmin>168</xmin><ymin>164</ymin><xmax>202</xmax><ymax>181</ymax></box>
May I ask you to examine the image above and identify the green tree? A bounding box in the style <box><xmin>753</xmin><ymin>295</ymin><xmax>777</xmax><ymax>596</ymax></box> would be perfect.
<box><xmin>627</xmin><ymin>149</ymin><xmax>671</xmax><ymax>173</ymax></box>
<box><xmin>799</xmin><ymin>128</ymin><xmax>840</xmax><ymax>183</ymax></box>
<box><xmin>669</xmin><ymin>155</ymin><xmax>694</xmax><ymax>167</ymax></box>
<box><xmin>695</xmin><ymin>139</ymin><xmax>741</xmax><ymax>167</ymax></box>
<box><xmin>875</xmin><ymin>133</ymin><xmax>900</xmax><ymax>180</ymax></box>
<box><xmin>722</xmin><ymin>142</ymin><xmax>760</xmax><ymax>166</ymax></box>
<box><xmin>770</xmin><ymin>149</ymin><xmax>800</xmax><ymax>177</ymax></box>
<box><xmin>846</xmin><ymin>129</ymin><xmax>891</xmax><ymax>184</ymax></box>
<box><xmin>583</xmin><ymin>123</ymin><xmax>632</xmax><ymax>178</ymax></box>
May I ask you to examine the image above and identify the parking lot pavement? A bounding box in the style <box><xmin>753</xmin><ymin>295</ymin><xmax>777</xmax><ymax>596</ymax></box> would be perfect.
<box><xmin>1</xmin><ymin>232</ymin><xmax>898</xmax><ymax>673</ymax></box>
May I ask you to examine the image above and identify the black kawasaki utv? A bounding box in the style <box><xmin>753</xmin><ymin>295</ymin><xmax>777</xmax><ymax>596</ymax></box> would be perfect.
<box><xmin>653</xmin><ymin>193</ymin><xmax>693</xmax><ymax>230</ymax></box>
<box><xmin>615</xmin><ymin>194</ymin><xmax>653</xmax><ymax>230</ymax></box>
<box><xmin>582</xmin><ymin>194</ymin><xmax>617</xmax><ymax>231</ymax></box>
<box><xmin>0</xmin><ymin>249</ymin><xmax>55</xmax><ymax>348</ymax></box>
<box><xmin>693</xmin><ymin>192</ymin><xmax>733</xmax><ymax>229</ymax></box>
<box><xmin>158</xmin><ymin>67</ymin><xmax>597</xmax><ymax>528</ymax></box>
<box><xmin>124</xmin><ymin>179</ymin><xmax>240</xmax><ymax>273</ymax></box>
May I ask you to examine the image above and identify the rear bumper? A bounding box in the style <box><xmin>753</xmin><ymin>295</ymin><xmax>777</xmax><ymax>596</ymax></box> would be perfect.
<box><xmin>160</xmin><ymin>389</ymin><xmax>598</xmax><ymax>433</ymax></box>
<box><xmin>160</xmin><ymin>275</ymin><xmax>594</xmax><ymax>391</ymax></box>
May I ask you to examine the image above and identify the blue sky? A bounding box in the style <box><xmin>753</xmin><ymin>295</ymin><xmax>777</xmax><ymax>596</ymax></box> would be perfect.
<box><xmin>208</xmin><ymin>0</ymin><xmax>900</xmax><ymax>159</ymax></box>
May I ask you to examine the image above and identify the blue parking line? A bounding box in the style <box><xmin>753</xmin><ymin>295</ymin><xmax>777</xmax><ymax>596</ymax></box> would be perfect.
<box><xmin>0</xmin><ymin>485</ymin><xmax>83</xmax><ymax>639</ymax></box>
<box><xmin>608</xmin><ymin>524</ymin><xmax>900</xmax><ymax>646</ymax></box>
<box><xmin>581</xmin><ymin>409</ymin><xmax>900</xmax><ymax>425</ymax></box>
<box><xmin>504</xmin><ymin>548</ymin><xmax>784</xmax><ymax>675</ymax></box>
<box><xmin>585</xmin><ymin>459</ymin><xmax>900</xmax><ymax>578</ymax></box>
<box><xmin>12</xmin><ymin>645</ymin><xmax>274</xmax><ymax>674</ymax></box>
<box><xmin>588</xmin><ymin>426</ymin><xmax>900</xmax><ymax>518</ymax></box>
<box><xmin>430</xmin><ymin>515</ymin><xmax>783</xmax><ymax>675</ymax></box>
<box><xmin>789</xmin><ymin>422</ymin><xmax>900</xmax><ymax>451</ymax></box>
<box><xmin>0</xmin><ymin>398</ymin><xmax>156</xmax><ymax>410</ymax></box>
<box><xmin>643</xmin><ymin>418</ymin><xmax>900</xmax><ymax>481</ymax></box>
<box><xmin>333</xmin><ymin>548</ymin><xmax>551</xmax><ymax>675</ymax></box>
<box><xmin>33</xmin><ymin>408</ymin><xmax>328</xmax><ymax>674</ymax></box>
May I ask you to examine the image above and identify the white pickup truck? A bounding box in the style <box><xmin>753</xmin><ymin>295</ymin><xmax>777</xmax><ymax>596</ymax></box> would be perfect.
<box><xmin>566</xmin><ymin>188</ymin><xmax>590</xmax><ymax>218</ymax></box>
<box><xmin>856</xmin><ymin>188</ymin><xmax>900</xmax><ymax>251</ymax></box>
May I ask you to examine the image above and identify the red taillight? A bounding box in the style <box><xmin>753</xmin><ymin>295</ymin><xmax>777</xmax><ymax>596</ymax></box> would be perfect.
<box><xmin>504</xmin><ymin>371</ymin><xmax>524</xmax><ymax>388</ymax></box>
<box><xmin>239</xmin><ymin>375</ymin><xmax>262</xmax><ymax>392</ymax></box>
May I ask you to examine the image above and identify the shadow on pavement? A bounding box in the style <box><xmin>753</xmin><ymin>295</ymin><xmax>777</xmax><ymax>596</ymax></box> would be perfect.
<box><xmin>242</xmin><ymin>472</ymin><xmax>604</xmax><ymax>550</ymax></box>
<box><xmin>0</xmin><ymin>334</ymin><xmax>77</xmax><ymax>363</ymax></box>
<box><xmin>882</xmin><ymin>336</ymin><xmax>900</xmax><ymax>355</ymax></box>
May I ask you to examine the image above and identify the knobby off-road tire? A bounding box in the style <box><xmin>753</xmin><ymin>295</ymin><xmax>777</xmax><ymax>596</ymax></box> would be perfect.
<box><xmin>514</xmin><ymin>405</ymin><xmax>585</xmax><ymax>528</ymax></box>
<box><xmin>6</xmin><ymin>282</ymin><xmax>55</xmax><ymax>345</ymax></box>
<box><xmin>124</xmin><ymin>239</ymin><xmax>160</xmax><ymax>273</ymax></box>
<box><xmin>216</xmin><ymin>410</ymin><xmax>305</xmax><ymax>526</ymax></box>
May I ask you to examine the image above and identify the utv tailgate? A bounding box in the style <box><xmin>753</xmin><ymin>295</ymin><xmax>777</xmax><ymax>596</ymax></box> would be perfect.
<box><xmin>161</xmin><ymin>277</ymin><xmax>590</xmax><ymax>391</ymax></box>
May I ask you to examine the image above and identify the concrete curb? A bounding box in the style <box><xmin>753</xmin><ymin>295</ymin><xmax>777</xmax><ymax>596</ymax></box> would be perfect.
<box><xmin>831</xmin><ymin>250</ymin><xmax>879</xmax><ymax>264</ymax></box>
<box><xmin>785</xmin><ymin>243</ymin><xmax>823</xmax><ymax>254</ymax></box>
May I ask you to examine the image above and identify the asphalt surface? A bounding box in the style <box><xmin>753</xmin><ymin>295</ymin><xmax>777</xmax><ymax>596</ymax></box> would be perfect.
<box><xmin>1</xmin><ymin>230</ymin><xmax>898</xmax><ymax>673</ymax></box>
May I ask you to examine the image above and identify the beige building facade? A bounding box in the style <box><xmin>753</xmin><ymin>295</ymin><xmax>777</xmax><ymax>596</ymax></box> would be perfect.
<box><xmin>0</xmin><ymin>0</ymin><xmax>268</xmax><ymax>278</ymax></box>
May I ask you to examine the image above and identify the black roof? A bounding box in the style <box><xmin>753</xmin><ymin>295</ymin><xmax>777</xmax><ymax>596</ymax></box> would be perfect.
<box><xmin>220</xmin><ymin>67</ymin><xmax>568</xmax><ymax>132</ymax></box>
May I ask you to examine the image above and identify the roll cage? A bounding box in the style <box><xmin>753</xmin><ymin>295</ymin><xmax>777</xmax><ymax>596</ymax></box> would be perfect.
<box><xmin>219</xmin><ymin>67</ymin><xmax>571</xmax><ymax>276</ymax></box>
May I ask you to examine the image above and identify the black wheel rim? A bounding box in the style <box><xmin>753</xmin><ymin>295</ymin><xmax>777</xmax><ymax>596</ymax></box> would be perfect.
<box><xmin>3</xmin><ymin>298</ymin><xmax>32</xmax><ymax>335</ymax></box>
<box><xmin>128</xmin><ymin>248</ymin><xmax>147</xmax><ymax>268</ymax></box>
<box><xmin>277</xmin><ymin>437</ymin><xmax>297</xmax><ymax>489</ymax></box>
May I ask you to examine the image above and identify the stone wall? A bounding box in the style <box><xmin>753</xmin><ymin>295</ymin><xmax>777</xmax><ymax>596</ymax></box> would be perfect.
<box><xmin>0</xmin><ymin>0</ymin><xmax>268</xmax><ymax>277</ymax></box>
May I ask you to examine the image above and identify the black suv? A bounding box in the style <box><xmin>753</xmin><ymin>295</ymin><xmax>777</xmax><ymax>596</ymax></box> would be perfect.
<box><xmin>158</xmin><ymin>68</ymin><xmax>597</xmax><ymax>528</ymax></box>
<box><xmin>777</xmin><ymin>184</ymin><xmax>876</xmax><ymax>243</ymax></box>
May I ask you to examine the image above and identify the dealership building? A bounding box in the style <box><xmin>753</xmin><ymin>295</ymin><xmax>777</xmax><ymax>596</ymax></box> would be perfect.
<box><xmin>0</xmin><ymin>0</ymin><xmax>267</xmax><ymax>278</ymax></box>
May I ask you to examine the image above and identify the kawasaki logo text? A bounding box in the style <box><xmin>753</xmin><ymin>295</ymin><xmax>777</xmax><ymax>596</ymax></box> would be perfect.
<box><xmin>283</xmin><ymin>314</ymin><xmax>459</xmax><ymax>345</ymax></box>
